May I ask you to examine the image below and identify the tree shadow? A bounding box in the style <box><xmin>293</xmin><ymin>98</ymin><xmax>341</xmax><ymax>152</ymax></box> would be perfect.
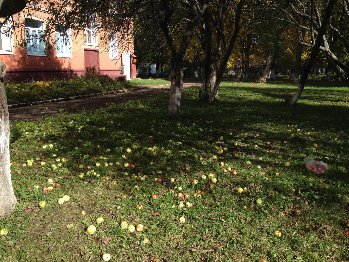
<box><xmin>9</xmin><ymin>83</ymin><xmax>348</xmax><ymax>225</ymax></box>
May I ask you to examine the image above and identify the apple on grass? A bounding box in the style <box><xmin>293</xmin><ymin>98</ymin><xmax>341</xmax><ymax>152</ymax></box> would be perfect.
<box><xmin>120</xmin><ymin>221</ymin><xmax>128</xmax><ymax>229</ymax></box>
<box><xmin>274</xmin><ymin>230</ymin><xmax>282</xmax><ymax>237</ymax></box>
<box><xmin>179</xmin><ymin>216</ymin><xmax>186</xmax><ymax>224</ymax></box>
<box><xmin>102</xmin><ymin>253</ymin><xmax>111</xmax><ymax>261</ymax></box>
<box><xmin>86</xmin><ymin>225</ymin><xmax>96</xmax><ymax>235</ymax></box>
<box><xmin>39</xmin><ymin>200</ymin><xmax>46</xmax><ymax>209</ymax></box>
<box><xmin>0</xmin><ymin>228</ymin><xmax>9</xmax><ymax>236</ymax></box>
<box><xmin>128</xmin><ymin>224</ymin><xmax>136</xmax><ymax>233</ymax></box>
<box><xmin>96</xmin><ymin>217</ymin><xmax>104</xmax><ymax>224</ymax></box>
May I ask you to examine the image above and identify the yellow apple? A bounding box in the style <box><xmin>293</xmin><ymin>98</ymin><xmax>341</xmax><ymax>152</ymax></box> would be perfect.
<box><xmin>96</xmin><ymin>217</ymin><xmax>104</xmax><ymax>224</ymax></box>
<box><xmin>179</xmin><ymin>216</ymin><xmax>186</xmax><ymax>224</ymax></box>
<box><xmin>62</xmin><ymin>195</ymin><xmax>70</xmax><ymax>202</ymax></box>
<box><xmin>120</xmin><ymin>221</ymin><xmax>128</xmax><ymax>229</ymax></box>
<box><xmin>102</xmin><ymin>253</ymin><xmax>111</xmax><ymax>261</ymax></box>
<box><xmin>39</xmin><ymin>200</ymin><xmax>46</xmax><ymax>209</ymax></box>
<box><xmin>128</xmin><ymin>224</ymin><xmax>136</xmax><ymax>233</ymax></box>
<box><xmin>274</xmin><ymin>230</ymin><xmax>282</xmax><ymax>237</ymax></box>
<box><xmin>0</xmin><ymin>228</ymin><xmax>8</xmax><ymax>236</ymax></box>
<box><xmin>136</xmin><ymin>224</ymin><xmax>144</xmax><ymax>232</ymax></box>
<box><xmin>86</xmin><ymin>225</ymin><xmax>96</xmax><ymax>235</ymax></box>
<box><xmin>237</xmin><ymin>187</ymin><xmax>244</xmax><ymax>193</ymax></box>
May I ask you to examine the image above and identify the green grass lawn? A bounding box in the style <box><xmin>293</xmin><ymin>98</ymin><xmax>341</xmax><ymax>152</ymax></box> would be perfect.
<box><xmin>1</xmin><ymin>82</ymin><xmax>349</xmax><ymax>261</ymax></box>
<box><xmin>128</xmin><ymin>78</ymin><xmax>170</xmax><ymax>86</ymax></box>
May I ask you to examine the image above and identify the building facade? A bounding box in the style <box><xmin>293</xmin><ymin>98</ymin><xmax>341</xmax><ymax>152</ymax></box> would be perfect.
<box><xmin>0</xmin><ymin>6</ymin><xmax>137</xmax><ymax>81</ymax></box>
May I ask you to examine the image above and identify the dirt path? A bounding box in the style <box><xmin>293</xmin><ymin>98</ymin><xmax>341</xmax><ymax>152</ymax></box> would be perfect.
<box><xmin>9</xmin><ymin>83</ymin><xmax>200</xmax><ymax>121</ymax></box>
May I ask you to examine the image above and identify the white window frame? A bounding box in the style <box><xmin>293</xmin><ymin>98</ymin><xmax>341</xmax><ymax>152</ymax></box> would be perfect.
<box><xmin>0</xmin><ymin>18</ymin><xmax>13</xmax><ymax>54</ymax></box>
<box><xmin>56</xmin><ymin>27</ymin><xmax>72</xmax><ymax>58</ymax></box>
<box><xmin>25</xmin><ymin>18</ymin><xmax>46</xmax><ymax>56</ymax></box>
<box><xmin>109</xmin><ymin>34</ymin><xmax>119</xmax><ymax>60</ymax></box>
<box><xmin>84</xmin><ymin>15</ymin><xmax>98</xmax><ymax>48</ymax></box>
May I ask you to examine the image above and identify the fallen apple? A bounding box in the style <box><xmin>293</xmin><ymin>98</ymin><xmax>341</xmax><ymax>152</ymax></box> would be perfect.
<box><xmin>256</xmin><ymin>198</ymin><xmax>263</xmax><ymax>205</ymax></box>
<box><xmin>96</xmin><ymin>217</ymin><xmax>104</xmax><ymax>224</ymax></box>
<box><xmin>128</xmin><ymin>224</ymin><xmax>136</xmax><ymax>233</ymax></box>
<box><xmin>39</xmin><ymin>200</ymin><xmax>46</xmax><ymax>209</ymax></box>
<box><xmin>136</xmin><ymin>224</ymin><xmax>144</xmax><ymax>232</ymax></box>
<box><xmin>0</xmin><ymin>228</ymin><xmax>8</xmax><ymax>236</ymax></box>
<box><xmin>143</xmin><ymin>237</ymin><xmax>150</xmax><ymax>244</ymax></box>
<box><xmin>102</xmin><ymin>253</ymin><xmax>111</xmax><ymax>261</ymax></box>
<box><xmin>237</xmin><ymin>187</ymin><xmax>244</xmax><ymax>194</ymax></box>
<box><xmin>86</xmin><ymin>225</ymin><xmax>96</xmax><ymax>235</ymax></box>
<box><xmin>179</xmin><ymin>216</ymin><xmax>186</xmax><ymax>224</ymax></box>
<box><xmin>274</xmin><ymin>230</ymin><xmax>282</xmax><ymax>237</ymax></box>
<box><xmin>120</xmin><ymin>221</ymin><xmax>128</xmax><ymax>229</ymax></box>
<box><xmin>62</xmin><ymin>195</ymin><xmax>70</xmax><ymax>202</ymax></box>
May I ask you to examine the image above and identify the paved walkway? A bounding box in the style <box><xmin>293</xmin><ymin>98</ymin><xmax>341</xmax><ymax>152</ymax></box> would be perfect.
<box><xmin>9</xmin><ymin>83</ymin><xmax>199</xmax><ymax>121</ymax></box>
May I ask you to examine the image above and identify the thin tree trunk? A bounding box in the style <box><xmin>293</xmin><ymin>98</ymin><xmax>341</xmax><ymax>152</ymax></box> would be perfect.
<box><xmin>289</xmin><ymin>0</ymin><xmax>338</xmax><ymax>105</ymax></box>
<box><xmin>0</xmin><ymin>62</ymin><xmax>16</xmax><ymax>218</ymax></box>
<box><xmin>168</xmin><ymin>59</ymin><xmax>184</xmax><ymax>116</ymax></box>
<box><xmin>200</xmin><ymin>7</ymin><xmax>214</xmax><ymax>102</ymax></box>
<box><xmin>291</xmin><ymin>41</ymin><xmax>303</xmax><ymax>83</ymax></box>
<box><xmin>243</xmin><ymin>37</ymin><xmax>251</xmax><ymax>80</ymax></box>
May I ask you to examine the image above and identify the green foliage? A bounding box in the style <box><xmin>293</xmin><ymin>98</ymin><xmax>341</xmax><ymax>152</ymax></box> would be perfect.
<box><xmin>6</xmin><ymin>76</ymin><xmax>129</xmax><ymax>105</ymax></box>
<box><xmin>1</xmin><ymin>82</ymin><xmax>348</xmax><ymax>261</ymax></box>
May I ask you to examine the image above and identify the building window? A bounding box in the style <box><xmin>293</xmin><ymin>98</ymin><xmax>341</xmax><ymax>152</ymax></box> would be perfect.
<box><xmin>25</xmin><ymin>18</ymin><xmax>46</xmax><ymax>56</ymax></box>
<box><xmin>109</xmin><ymin>35</ymin><xmax>118</xmax><ymax>60</ymax></box>
<box><xmin>56</xmin><ymin>26</ymin><xmax>72</xmax><ymax>57</ymax></box>
<box><xmin>84</xmin><ymin>15</ymin><xmax>98</xmax><ymax>47</ymax></box>
<box><xmin>0</xmin><ymin>18</ymin><xmax>13</xmax><ymax>54</ymax></box>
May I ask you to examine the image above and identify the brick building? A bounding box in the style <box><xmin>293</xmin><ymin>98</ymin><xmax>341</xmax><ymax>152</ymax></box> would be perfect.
<box><xmin>0</xmin><ymin>5</ymin><xmax>137</xmax><ymax>81</ymax></box>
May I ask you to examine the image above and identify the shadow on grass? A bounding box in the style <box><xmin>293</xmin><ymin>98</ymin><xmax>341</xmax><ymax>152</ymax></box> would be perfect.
<box><xmin>24</xmin><ymin>85</ymin><xmax>346</xmax><ymax>214</ymax></box>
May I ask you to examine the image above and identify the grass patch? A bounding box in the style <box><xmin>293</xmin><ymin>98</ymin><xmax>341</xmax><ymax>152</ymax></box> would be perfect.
<box><xmin>1</xmin><ymin>82</ymin><xmax>349</xmax><ymax>261</ymax></box>
<box><xmin>128</xmin><ymin>78</ymin><xmax>170</xmax><ymax>86</ymax></box>
<box><xmin>6</xmin><ymin>75</ymin><xmax>129</xmax><ymax>105</ymax></box>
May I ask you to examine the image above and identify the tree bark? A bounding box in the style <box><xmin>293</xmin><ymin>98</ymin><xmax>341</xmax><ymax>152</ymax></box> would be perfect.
<box><xmin>168</xmin><ymin>58</ymin><xmax>184</xmax><ymax>116</ymax></box>
<box><xmin>289</xmin><ymin>0</ymin><xmax>338</xmax><ymax>105</ymax></box>
<box><xmin>200</xmin><ymin>7</ymin><xmax>214</xmax><ymax>103</ymax></box>
<box><xmin>0</xmin><ymin>61</ymin><xmax>16</xmax><ymax>218</ymax></box>
<box><xmin>291</xmin><ymin>41</ymin><xmax>303</xmax><ymax>83</ymax></box>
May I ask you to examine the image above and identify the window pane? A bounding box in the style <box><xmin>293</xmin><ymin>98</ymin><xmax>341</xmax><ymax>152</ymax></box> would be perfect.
<box><xmin>0</xmin><ymin>18</ymin><xmax>12</xmax><ymax>52</ymax></box>
<box><xmin>25</xmin><ymin>18</ymin><xmax>43</xmax><ymax>29</ymax></box>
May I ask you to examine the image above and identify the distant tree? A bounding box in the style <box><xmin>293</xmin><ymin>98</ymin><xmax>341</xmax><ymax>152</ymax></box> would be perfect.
<box><xmin>287</xmin><ymin>0</ymin><xmax>338</xmax><ymax>105</ymax></box>
<box><xmin>199</xmin><ymin>0</ymin><xmax>244</xmax><ymax>103</ymax></box>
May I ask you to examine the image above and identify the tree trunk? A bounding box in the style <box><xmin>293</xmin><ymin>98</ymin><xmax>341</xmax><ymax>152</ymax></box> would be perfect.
<box><xmin>291</xmin><ymin>41</ymin><xmax>303</xmax><ymax>83</ymax></box>
<box><xmin>289</xmin><ymin>0</ymin><xmax>338</xmax><ymax>105</ymax></box>
<box><xmin>200</xmin><ymin>7</ymin><xmax>214</xmax><ymax>103</ymax></box>
<box><xmin>0</xmin><ymin>62</ymin><xmax>16</xmax><ymax>218</ymax></box>
<box><xmin>168</xmin><ymin>59</ymin><xmax>184</xmax><ymax>116</ymax></box>
<box><xmin>201</xmin><ymin>62</ymin><xmax>217</xmax><ymax>103</ymax></box>
<box><xmin>258</xmin><ymin>53</ymin><xmax>273</xmax><ymax>83</ymax></box>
